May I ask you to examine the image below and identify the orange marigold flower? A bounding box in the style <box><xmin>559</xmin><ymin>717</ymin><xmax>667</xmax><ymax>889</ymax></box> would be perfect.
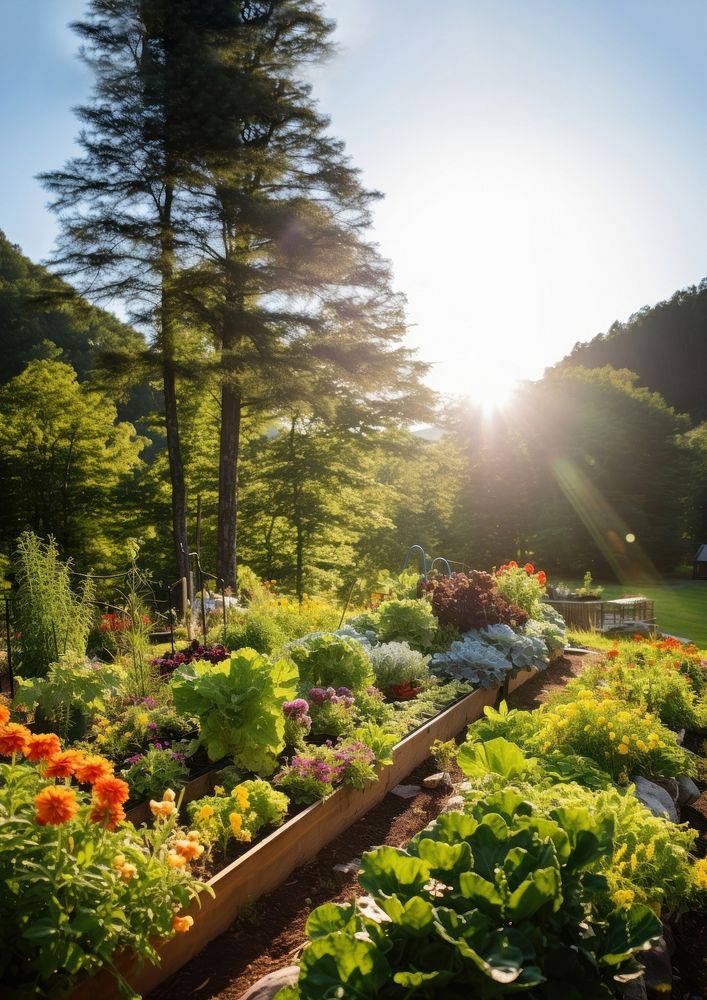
<box><xmin>507</xmin><ymin>560</ymin><xmax>518</xmax><ymax>568</ymax></box>
<box><xmin>0</xmin><ymin>705</ymin><xmax>9</xmax><ymax>727</ymax></box>
<box><xmin>35</xmin><ymin>785</ymin><xmax>79</xmax><ymax>826</ymax></box>
<box><xmin>172</xmin><ymin>914</ymin><xmax>194</xmax><ymax>933</ymax></box>
<box><xmin>536</xmin><ymin>570</ymin><xmax>547</xmax><ymax>586</ymax></box>
<box><xmin>44</xmin><ymin>749</ymin><xmax>83</xmax><ymax>779</ymax></box>
<box><xmin>74</xmin><ymin>753</ymin><xmax>113</xmax><ymax>784</ymax></box>
<box><xmin>0</xmin><ymin>722</ymin><xmax>31</xmax><ymax>756</ymax></box>
<box><xmin>523</xmin><ymin>563</ymin><xmax>535</xmax><ymax>574</ymax></box>
<box><xmin>173</xmin><ymin>837</ymin><xmax>204</xmax><ymax>861</ymax></box>
<box><xmin>607</xmin><ymin>649</ymin><xmax>619</xmax><ymax>660</ymax></box>
<box><xmin>92</xmin><ymin>774</ymin><xmax>130</xmax><ymax>807</ymax></box>
<box><xmin>25</xmin><ymin>733</ymin><xmax>62</xmax><ymax>763</ymax></box>
<box><xmin>89</xmin><ymin>800</ymin><xmax>126</xmax><ymax>831</ymax></box>
<box><xmin>167</xmin><ymin>850</ymin><xmax>187</xmax><ymax>869</ymax></box>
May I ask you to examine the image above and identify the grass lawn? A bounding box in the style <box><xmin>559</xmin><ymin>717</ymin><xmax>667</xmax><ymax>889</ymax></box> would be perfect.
<box><xmin>561</xmin><ymin>578</ymin><xmax>707</xmax><ymax>647</ymax></box>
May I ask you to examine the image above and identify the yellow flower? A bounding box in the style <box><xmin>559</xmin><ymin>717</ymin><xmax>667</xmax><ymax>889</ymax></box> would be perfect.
<box><xmin>135</xmin><ymin>712</ymin><xmax>149</xmax><ymax>727</ymax></box>
<box><xmin>693</xmin><ymin>858</ymin><xmax>707</xmax><ymax>891</ymax></box>
<box><xmin>123</xmin><ymin>731</ymin><xmax>133</xmax><ymax>740</ymax></box>
<box><xmin>196</xmin><ymin>804</ymin><xmax>214</xmax><ymax>823</ymax></box>
<box><xmin>213</xmin><ymin>785</ymin><xmax>225</xmax><ymax>797</ymax></box>
<box><xmin>167</xmin><ymin>850</ymin><xmax>186</xmax><ymax>869</ymax></box>
<box><xmin>578</xmin><ymin>689</ymin><xmax>592</xmax><ymax>700</ymax></box>
<box><xmin>645</xmin><ymin>841</ymin><xmax>655</xmax><ymax>861</ymax></box>
<box><xmin>617</xmin><ymin>744</ymin><xmax>629</xmax><ymax>755</ymax></box>
<box><xmin>229</xmin><ymin>812</ymin><xmax>243</xmax><ymax>836</ymax></box>
<box><xmin>231</xmin><ymin>785</ymin><xmax>250</xmax><ymax>811</ymax></box>
<box><xmin>630</xmin><ymin>852</ymin><xmax>638</xmax><ymax>872</ymax></box>
<box><xmin>583</xmin><ymin>725</ymin><xmax>591</xmax><ymax>733</ymax></box>
<box><xmin>621</xmin><ymin>735</ymin><xmax>630</xmax><ymax>745</ymax></box>
<box><xmin>613</xmin><ymin>889</ymin><xmax>635</xmax><ymax>907</ymax></box>
<box><xmin>636</xmin><ymin>739</ymin><xmax>648</xmax><ymax>753</ymax></box>
<box><xmin>597</xmin><ymin>717</ymin><xmax>606</xmax><ymax>725</ymax></box>
<box><xmin>617</xmin><ymin>711</ymin><xmax>631</xmax><ymax>723</ymax></box>
<box><xmin>609</xmin><ymin>732</ymin><xmax>616</xmax><ymax>741</ymax></box>
<box><xmin>614</xmin><ymin>843</ymin><xmax>627</xmax><ymax>861</ymax></box>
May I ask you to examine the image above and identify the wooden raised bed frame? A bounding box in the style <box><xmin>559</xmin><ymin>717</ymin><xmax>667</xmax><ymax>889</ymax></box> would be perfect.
<box><xmin>71</xmin><ymin>666</ymin><xmax>537</xmax><ymax>999</ymax></box>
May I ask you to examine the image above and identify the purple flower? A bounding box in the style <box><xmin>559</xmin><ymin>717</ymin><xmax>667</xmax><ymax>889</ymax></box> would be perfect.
<box><xmin>141</xmin><ymin>697</ymin><xmax>158</xmax><ymax>709</ymax></box>
<box><xmin>283</xmin><ymin>698</ymin><xmax>310</xmax><ymax>719</ymax></box>
<box><xmin>308</xmin><ymin>687</ymin><xmax>327</xmax><ymax>706</ymax></box>
<box><xmin>147</xmin><ymin>721</ymin><xmax>158</xmax><ymax>731</ymax></box>
<box><xmin>336</xmin><ymin>687</ymin><xmax>353</xmax><ymax>698</ymax></box>
<box><xmin>125</xmin><ymin>754</ymin><xmax>143</xmax><ymax>767</ymax></box>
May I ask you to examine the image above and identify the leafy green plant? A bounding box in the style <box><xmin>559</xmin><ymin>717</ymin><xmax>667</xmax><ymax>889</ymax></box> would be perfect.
<box><xmin>13</xmin><ymin>653</ymin><xmax>124</xmax><ymax>742</ymax></box>
<box><xmin>188</xmin><ymin>778</ymin><xmax>289</xmax><ymax>854</ymax></box>
<box><xmin>495</xmin><ymin>562</ymin><xmax>546</xmax><ymax>618</ymax></box>
<box><xmin>288</xmin><ymin>633</ymin><xmax>374</xmax><ymax>692</ymax></box>
<box><xmin>376</xmin><ymin>599</ymin><xmax>438</xmax><ymax>652</ymax></box>
<box><xmin>171</xmin><ymin>648</ymin><xmax>298</xmax><ymax>774</ymax></box>
<box><xmin>221</xmin><ymin>612</ymin><xmax>286</xmax><ymax>655</ymax></box>
<box><xmin>430</xmin><ymin>738</ymin><xmax>456</xmax><ymax>771</ymax></box>
<box><xmin>576</xmin><ymin>570</ymin><xmax>604</xmax><ymax>599</ymax></box>
<box><xmin>421</xmin><ymin>570</ymin><xmax>529</xmax><ymax>633</ymax></box>
<box><xmin>369</xmin><ymin>641</ymin><xmax>430</xmax><ymax>694</ymax></box>
<box><xmin>120</xmin><ymin>748</ymin><xmax>189</xmax><ymax>804</ymax></box>
<box><xmin>12</xmin><ymin>532</ymin><xmax>95</xmax><ymax>678</ymax></box>
<box><xmin>430</xmin><ymin>622</ymin><xmax>549</xmax><ymax>688</ymax></box>
<box><xmin>284</xmin><ymin>790</ymin><xmax>661</xmax><ymax>999</ymax></box>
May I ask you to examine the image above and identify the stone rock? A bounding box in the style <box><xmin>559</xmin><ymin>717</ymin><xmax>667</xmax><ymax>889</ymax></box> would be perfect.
<box><xmin>333</xmin><ymin>857</ymin><xmax>361</xmax><ymax>875</ymax></box>
<box><xmin>422</xmin><ymin>771</ymin><xmax>453</xmax><ymax>789</ymax></box>
<box><xmin>653</xmin><ymin>777</ymin><xmax>679</xmax><ymax>804</ymax></box>
<box><xmin>676</xmin><ymin>775</ymin><xmax>700</xmax><ymax>806</ymax></box>
<box><xmin>633</xmin><ymin>776</ymin><xmax>679</xmax><ymax>823</ymax></box>
<box><xmin>621</xmin><ymin>975</ymin><xmax>647</xmax><ymax>1000</ymax></box>
<box><xmin>641</xmin><ymin>937</ymin><xmax>672</xmax><ymax>994</ymax></box>
<box><xmin>391</xmin><ymin>784</ymin><xmax>421</xmax><ymax>799</ymax></box>
<box><xmin>442</xmin><ymin>795</ymin><xmax>465</xmax><ymax>813</ymax></box>
<box><xmin>239</xmin><ymin>966</ymin><xmax>299</xmax><ymax>1000</ymax></box>
<box><xmin>458</xmin><ymin>780</ymin><xmax>472</xmax><ymax>793</ymax></box>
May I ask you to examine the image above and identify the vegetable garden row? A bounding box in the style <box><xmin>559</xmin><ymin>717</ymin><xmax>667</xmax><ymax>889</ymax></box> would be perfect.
<box><xmin>1</xmin><ymin>554</ymin><xmax>705</xmax><ymax>998</ymax></box>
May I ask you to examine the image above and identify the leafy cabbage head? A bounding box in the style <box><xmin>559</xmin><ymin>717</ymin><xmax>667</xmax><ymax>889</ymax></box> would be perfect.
<box><xmin>171</xmin><ymin>647</ymin><xmax>297</xmax><ymax>774</ymax></box>
<box><xmin>287</xmin><ymin>632</ymin><xmax>374</xmax><ymax>692</ymax></box>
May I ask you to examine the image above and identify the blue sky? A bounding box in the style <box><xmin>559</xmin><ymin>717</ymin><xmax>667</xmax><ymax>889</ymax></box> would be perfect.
<box><xmin>2</xmin><ymin>1</ymin><xmax>707</xmax><ymax>400</ymax></box>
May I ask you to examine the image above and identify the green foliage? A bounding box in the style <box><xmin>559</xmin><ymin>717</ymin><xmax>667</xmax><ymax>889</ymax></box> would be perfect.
<box><xmin>289</xmin><ymin>791</ymin><xmax>661</xmax><ymax>999</ymax></box>
<box><xmin>576</xmin><ymin>570</ymin><xmax>604</xmax><ymax>599</ymax></box>
<box><xmin>222</xmin><ymin>612</ymin><xmax>286</xmax><ymax>656</ymax></box>
<box><xmin>376</xmin><ymin>598</ymin><xmax>438</xmax><ymax>652</ymax></box>
<box><xmin>495</xmin><ymin>564</ymin><xmax>545</xmax><ymax>618</ymax></box>
<box><xmin>430</xmin><ymin>738</ymin><xmax>457</xmax><ymax>772</ymax></box>
<box><xmin>368</xmin><ymin>641</ymin><xmax>430</xmax><ymax>691</ymax></box>
<box><xmin>12</xmin><ymin>532</ymin><xmax>96</xmax><ymax>678</ymax></box>
<box><xmin>0</xmin><ymin>755</ymin><xmax>208</xmax><ymax>997</ymax></box>
<box><xmin>288</xmin><ymin>633</ymin><xmax>374</xmax><ymax>692</ymax></box>
<box><xmin>171</xmin><ymin>649</ymin><xmax>298</xmax><ymax>774</ymax></box>
<box><xmin>13</xmin><ymin>653</ymin><xmax>124</xmax><ymax>742</ymax></box>
<box><xmin>120</xmin><ymin>748</ymin><xmax>189</xmax><ymax>804</ymax></box>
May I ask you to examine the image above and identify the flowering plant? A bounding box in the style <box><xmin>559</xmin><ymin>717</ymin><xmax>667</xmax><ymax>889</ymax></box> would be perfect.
<box><xmin>282</xmin><ymin>698</ymin><xmax>313</xmax><ymax>749</ymax></box>
<box><xmin>0</xmin><ymin>711</ymin><xmax>208</xmax><ymax>996</ymax></box>
<box><xmin>187</xmin><ymin>778</ymin><xmax>289</xmax><ymax>855</ymax></box>
<box><xmin>274</xmin><ymin>737</ymin><xmax>378</xmax><ymax>804</ymax></box>
<box><xmin>307</xmin><ymin>686</ymin><xmax>356</xmax><ymax>739</ymax></box>
<box><xmin>120</xmin><ymin>746</ymin><xmax>190</xmax><ymax>803</ymax></box>
<box><xmin>495</xmin><ymin>560</ymin><xmax>547</xmax><ymax>618</ymax></box>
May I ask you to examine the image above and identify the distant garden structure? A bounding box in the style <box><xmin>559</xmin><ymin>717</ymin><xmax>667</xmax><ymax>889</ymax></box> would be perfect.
<box><xmin>693</xmin><ymin>543</ymin><xmax>707</xmax><ymax>580</ymax></box>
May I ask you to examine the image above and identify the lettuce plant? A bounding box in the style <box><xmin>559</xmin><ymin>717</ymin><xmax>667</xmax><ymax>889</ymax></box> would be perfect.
<box><xmin>171</xmin><ymin>648</ymin><xmax>297</xmax><ymax>774</ymax></box>
<box><xmin>283</xmin><ymin>791</ymin><xmax>661</xmax><ymax>999</ymax></box>
<box><xmin>421</xmin><ymin>571</ymin><xmax>528</xmax><ymax>632</ymax></box>
<box><xmin>287</xmin><ymin>633</ymin><xmax>374</xmax><ymax>692</ymax></box>
<box><xmin>375</xmin><ymin>599</ymin><xmax>438</xmax><ymax>652</ymax></box>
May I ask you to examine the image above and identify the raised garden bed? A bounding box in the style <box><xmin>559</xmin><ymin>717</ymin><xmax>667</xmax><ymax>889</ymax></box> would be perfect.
<box><xmin>69</xmin><ymin>667</ymin><xmax>537</xmax><ymax>1000</ymax></box>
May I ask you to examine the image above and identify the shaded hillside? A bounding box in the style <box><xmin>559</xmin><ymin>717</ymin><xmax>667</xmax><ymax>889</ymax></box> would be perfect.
<box><xmin>0</xmin><ymin>229</ymin><xmax>145</xmax><ymax>385</ymax></box>
<box><xmin>560</xmin><ymin>280</ymin><xmax>707</xmax><ymax>422</ymax></box>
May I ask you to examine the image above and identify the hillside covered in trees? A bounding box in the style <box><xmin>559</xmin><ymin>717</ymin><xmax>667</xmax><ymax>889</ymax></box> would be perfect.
<box><xmin>560</xmin><ymin>280</ymin><xmax>707</xmax><ymax>422</ymax></box>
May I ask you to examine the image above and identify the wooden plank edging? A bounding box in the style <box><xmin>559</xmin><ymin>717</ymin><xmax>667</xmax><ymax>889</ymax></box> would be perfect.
<box><xmin>68</xmin><ymin>669</ymin><xmax>536</xmax><ymax>999</ymax></box>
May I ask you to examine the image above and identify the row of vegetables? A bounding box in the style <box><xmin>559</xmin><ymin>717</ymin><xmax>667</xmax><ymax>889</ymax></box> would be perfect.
<box><xmin>282</xmin><ymin>634</ymin><xmax>707</xmax><ymax>998</ymax></box>
<box><xmin>0</xmin><ymin>564</ymin><xmax>573</xmax><ymax>996</ymax></box>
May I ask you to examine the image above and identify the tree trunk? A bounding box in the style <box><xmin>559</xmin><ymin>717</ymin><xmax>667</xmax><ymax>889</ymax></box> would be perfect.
<box><xmin>216</xmin><ymin>380</ymin><xmax>242</xmax><ymax>590</ymax></box>
<box><xmin>163</xmin><ymin>356</ymin><xmax>190</xmax><ymax>596</ymax></box>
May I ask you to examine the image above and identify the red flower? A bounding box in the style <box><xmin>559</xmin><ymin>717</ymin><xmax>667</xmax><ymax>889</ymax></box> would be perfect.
<box><xmin>523</xmin><ymin>563</ymin><xmax>535</xmax><ymax>574</ymax></box>
<box><xmin>607</xmin><ymin>649</ymin><xmax>619</xmax><ymax>660</ymax></box>
<box><xmin>536</xmin><ymin>570</ymin><xmax>547</xmax><ymax>587</ymax></box>
<box><xmin>507</xmin><ymin>560</ymin><xmax>518</xmax><ymax>568</ymax></box>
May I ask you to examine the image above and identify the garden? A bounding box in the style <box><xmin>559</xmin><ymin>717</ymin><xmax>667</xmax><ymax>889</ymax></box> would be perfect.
<box><xmin>0</xmin><ymin>537</ymin><xmax>706</xmax><ymax>999</ymax></box>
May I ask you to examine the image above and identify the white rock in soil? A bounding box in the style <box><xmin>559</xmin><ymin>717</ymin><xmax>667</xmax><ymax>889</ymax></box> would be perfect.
<box><xmin>422</xmin><ymin>771</ymin><xmax>453</xmax><ymax>789</ymax></box>
<box><xmin>676</xmin><ymin>775</ymin><xmax>700</xmax><ymax>806</ymax></box>
<box><xmin>333</xmin><ymin>857</ymin><xmax>361</xmax><ymax>874</ymax></box>
<box><xmin>238</xmin><ymin>965</ymin><xmax>299</xmax><ymax>1000</ymax></box>
<box><xmin>442</xmin><ymin>795</ymin><xmax>465</xmax><ymax>813</ymax></box>
<box><xmin>391</xmin><ymin>783</ymin><xmax>421</xmax><ymax>799</ymax></box>
<box><xmin>633</xmin><ymin>777</ymin><xmax>679</xmax><ymax>823</ymax></box>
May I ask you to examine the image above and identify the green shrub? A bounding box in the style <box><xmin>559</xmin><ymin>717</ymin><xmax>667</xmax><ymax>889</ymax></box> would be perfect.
<box><xmin>221</xmin><ymin>612</ymin><xmax>286</xmax><ymax>654</ymax></box>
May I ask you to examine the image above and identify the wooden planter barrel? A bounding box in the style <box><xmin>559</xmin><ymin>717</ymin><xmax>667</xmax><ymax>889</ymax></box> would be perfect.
<box><xmin>69</xmin><ymin>667</ymin><xmax>537</xmax><ymax>1000</ymax></box>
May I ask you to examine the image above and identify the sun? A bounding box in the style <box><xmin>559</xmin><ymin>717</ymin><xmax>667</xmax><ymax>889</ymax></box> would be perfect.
<box><xmin>464</xmin><ymin>372</ymin><xmax>519</xmax><ymax>417</ymax></box>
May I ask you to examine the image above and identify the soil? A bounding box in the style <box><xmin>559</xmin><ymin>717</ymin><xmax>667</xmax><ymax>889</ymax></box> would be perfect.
<box><xmin>148</xmin><ymin>651</ymin><xmax>706</xmax><ymax>1000</ymax></box>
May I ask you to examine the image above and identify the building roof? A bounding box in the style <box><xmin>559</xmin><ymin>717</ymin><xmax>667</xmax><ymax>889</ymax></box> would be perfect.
<box><xmin>695</xmin><ymin>544</ymin><xmax>707</xmax><ymax>563</ymax></box>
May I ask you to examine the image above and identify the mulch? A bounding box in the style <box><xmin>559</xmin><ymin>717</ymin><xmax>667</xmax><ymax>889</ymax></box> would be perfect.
<box><xmin>149</xmin><ymin>651</ymin><xmax>706</xmax><ymax>1000</ymax></box>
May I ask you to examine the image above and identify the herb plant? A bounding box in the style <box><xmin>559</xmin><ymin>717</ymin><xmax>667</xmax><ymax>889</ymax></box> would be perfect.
<box><xmin>120</xmin><ymin>747</ymin><xmax>189</xmax><ymax>804</ymax></box>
